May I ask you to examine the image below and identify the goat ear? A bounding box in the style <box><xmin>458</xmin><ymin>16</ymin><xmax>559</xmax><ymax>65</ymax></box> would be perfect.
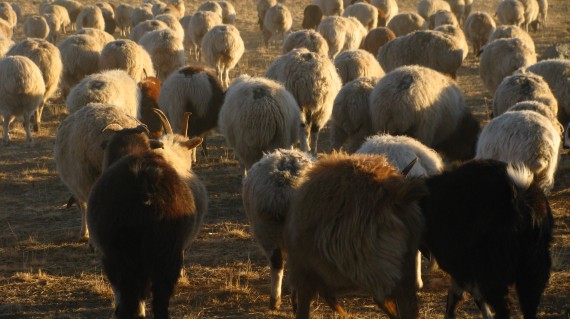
<box><xmin>101</xmin><ymin>123</ymin><xmax>124</xmax><ymax>133</ymax></box>
<box><xmin>401</xmin><ymin>157</ymin><xmax>418</xmax><ymax>177</ymax></box>
<box><xmin>149</xmin><ymin>139</ymin><xmax>164</xmax><ymax>149</ymax></box>
<box><xmin>183</xmin><ymin>137</ymin><xmax>203</xmax><ymax>150</ymax></box>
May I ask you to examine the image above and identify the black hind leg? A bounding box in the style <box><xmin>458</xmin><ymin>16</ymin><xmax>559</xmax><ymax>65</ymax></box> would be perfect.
<box><xmin>151</xmin><ymin>254</ymin><xmax>183</xmax><ymax>319</ymax></box>
<box><xmin>445</xmin><ymin>279</ymin><xmax>465</xmax><ymax>319</ymax></box>
<box><xmin>104</xmin><ymin>257</ymin><xmax>148</xmax><ymax>319</ymax></box>
<box><xmin>481</xmin><ymin>285</ymin><xmax>511</xmax><ymax>319</ymax></box>
<box><xmin>515</xmin><ymin>258</ymin><xmax>551</xmax><ymax>319</ymax></box>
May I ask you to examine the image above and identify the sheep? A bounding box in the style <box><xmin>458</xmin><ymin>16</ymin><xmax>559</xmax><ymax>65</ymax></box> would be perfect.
<box><xmin>53</xmin><ymin>0</ymin><xmax>83</xmax><ymax>31</ymax></box>
<box><xmin>99</xmin><ymin>39</ymin><xmax>156</xmax><ymax>83</ymax></box>
<box><xmin>507</xmin><ymin>100</ymin><xmax>564</xmax><ymax>134</ymax></box>
<box><xmin>434</xmin><ymin>24</ymin><xmax>469</xmax><ymax>59</ymax></box>
<box><xmin>263</xmin><ymin>3</ymin><xmax>293</xmax><ymax>47</ymax></box>
<box><xmin>479</xmin><ymin>37</ymin><xmax>536</xmax><ymax>95</ymax></box>
<box><xmin>165</xmin><ymin>0</ymin><xmax>185</xmax><ymax>19</ymax></box>
<box><xmin>76</xmin><ymin>27</ymin><xmax>115</xmax><ymax>48</ymax></box>
<box><xmin>313</xmin><ymin>0</ymin><xmax>344</xmax><ymax>16</ymax></box>
<box><xmin>428</xmin><ymin>9</ymin><xmax>458</xmax><ymax>29</ymax></box>
<box><xmin>282</xmin><ymin>29</ymin><xmax>329</xmax><ymax>56</ymax></box>
<box><xmin>201</xmin><ymin>24</ymin><xmax>244</xmax><ymax>88</ymax></box>
<box><xmin>139</xmin><ymin>28</ymin><xmax>185</xmax><ymax>80</ymax></box>
<box><xmin>488</xmin><ymin>25</ymin><xmax>536</xmax><ymax>54</ymax></box>
<box><xmin>463</xmin><ymin>12</ymin><xmax>495</xmax><ymax>55</ymax></box>
<box><xmin>476</xmin><ymin>110</ymin><xmax>560</xmax><ymax>193</ymax></box>
<box><xmin>189</xmin><ymin>10</ymin><xmax>222</xmax><ymax>61</ymax></box>
<box><xmin>217</xmin><ymin>1</ymin><xmax>236</xmax><ymax>24</ymax></box>
<box><xmin>377</xmin><ymin>30</ymin><xmax>464</xmax><ymax>78</ymax></box>
<box><xmin>257</xmin><ymin>0</ymin><xmax>277</xmax><ymax>30</ymax></box>
<box><xmin>443</xmin><ymin>0</ymin><xmax>466</xmax><ymax>24</ymax></box>
<box><xmin>0</xmin><ymin>2</ymin><xmax>16</xmax><ymax>29</ymax></box>
<box><xmin>241</xmin><ymin>149</ymin><xmax>314</xmax><ymax>310</ymax></box>
<box><xmin>343</xmin><ymin>2</ymin><xmax>378</xmax><ymax>30</ymax></box>
<box><xmin>114</xmin><ymin>4</ymin><xmax>133</xmax><ymax>37</ymax></box>
<box><xmin>386</xmin><ymin>12</ymin><xmax>427</xmax><ymax>37</ymax></box>
<box><xmin>130</xmin><ymin>19</ymin><xmax>168</xmax><ymax>43</ymax></box>
<box><xmin>417</xmin><ymin>0</ymin><xmax>451</xmax><ymax>21</ymax></box>
<box><xmin>524</xmin><ymin>59</ymin><xmax>570</xmax><ymax>125</ymax></box>
<box><xmin>58</xmin><ymin>34</ymin><xmax>102</xmax><ymax>99</ymax></box>
<box><xmin>152</xmin><ymin>1</ymin><xmax>168</xmax><ymax>16</ymax></box>
<box><xmin>87</xmin><ymin>122</ymin><xmax>205</xmax><ymax>319</ymax></box>
<box><xmin>42</xmin><ymin>4</ymin><xmax>71</xmax><ymax>33</ymax></box>
<box><xmin>518</xmin><ymin>0</ymin><xmax>539</xmax><ymax>31</ymax></box>
<box><xmin>302</xmin><ymin>5</ymin><xmax>323</xmax><ymax>30</ymax></box>
<box><xmin>420</xmin><ymin>159</ymin><xmax>553</xmax><ymax>319</ymax></box>
<box><xmin>218</xmin><ymin>75</ymin><xmax>305</xmax><ymax>173</ymax></box>
<box><xmin>286</xmin><ymin>152</ymin><xmax>425</xmax><ymax>319</ymax></box>
<box><xmin>334</xmin><ymin>49</ymin><xmax>384</xmax><ymax>84</ymax></box>
<box><xmin>317</xmin><ymin>15</ymin><xmax>367</xmax><ymax>58</ymax></box>
<box><xmin>0</xmin><ymin>56</ymin><xmax>45</xmax><ymax>145</ymax></box>
<box><xmin>6</xmin><ymin>38</ymin><xmax>62</xmax><ymax>132</ymax></box>
<box><xmin>329</xmin><ymin>76</ymin><xmax>378</xmax><ymax>152</ymax></box>
<box><xmin>496</xmin><ymin>0</ymin><xmax>525</xmax><ymax>27</ymax></box>
<box><xmin>43</xmin><ymin>14</ymin><xmax>63</xmax><ymax>43</ymax></box>
<box><xmin>131</xmin><ymin>3</ymin><xmax>153</xmax><ymax>28</ymax></box>
<box><xmin>24</xmin><ymin>15</ymin><xmax>50</xmax><ymax>39</ymax></box>
<box><xmin>362</xmin><ymin>27</ymin><xmax>396</xmax><ymax>55</ymax></box>
<box><xmin>266</xmin><ymin>48</ymin><xmax>342</xmax><ymax>154</ymax></box>
<box><xmin>76</xmin><ymin>5</ymin><xmax>105</xmax><ymax>31</ymax></box>
<box><xmin>369</xmin><ymin>65</ymin><xmax>480</xmax><ymax>161</ymax></box>
<box><xmin>0</xmin><ymin>16</ymin><xmax>12</xmax><ymax>38</ymax></box>
<box><xmin>197</xmin><ymin>1</ymin><xmax>223</xmax><ymax>17</ymax></box>
<box><xmin>95</xmin><ymin>2</ymin><xmax>115</xmax><ymax>35</ymax></box>
<box><xmin>493</xmin><ymin>71</ymin><xmax>558</xmax><ymax>119</ymax></box>
<box><xmin>158</xmin><ymin>65</ymin><xmax>225</xmax><ymax>161</ymax></box>
<box><xmin>371</xmin><ymin>0</ymin><xmax>398</xmax><ymax>25</ymax></box>
<box><xmin>65</xmin><ymin>70</ymin><xmax>141</xmax><ymax>119</ymax></box>
<box><xmin>155</xmin><ymin>13</ymin><xmax>184</xmax><ymax>40</ymax></box>
<box><xmin>0</xmin><ymin>35</ymin><xmax>12</xmax><ymax>57</ymax></box>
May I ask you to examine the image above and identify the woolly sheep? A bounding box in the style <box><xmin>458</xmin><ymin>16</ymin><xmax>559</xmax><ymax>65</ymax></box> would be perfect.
<box><xmin>362</xmin><ymin>27</ymin><xmax>396</xmax><ymax>55</ymax></box>
<box><xmin>43</xmin><ymin>14</ymin><xmax>62</xmax><ymax>43</ymax></box>
<box><xmin>130</xmin><ymin>19</ymin><xmax>168</xmax><ymax>43</ymax></box>
<box><xmin>417</xmin><ymin>0</ymin><xmax>451</xmax><ymax>20</ymax></box>
<box><xmin>434</xmin><ymin>24</ymin><xmax>468</xmax><ymax>59</ymax></box>
<box><xmin>42</xmin><ymin>4</ymin><xmax>71</xmax><ymax>33</ymax></box>
<box><xmin>139</xmin><ymin>28</ymin><xmax>185</xmax><ymax>80</ymax></box>
<box><xmin>114</xmin><ymin>4</ymin><xmax>133</xmax><ymax>37</ymax></box>
<box><xmin>463</xmin><ymin>12</ymin><xmax>495</xmax><ymax>54</ymax></box>
<box><xmin>201</xmin><ymin>24</ymin><xmax>244</xmax><ymax>88</ymax></box>
<box><xmin>76</xmin><ymin>27</ymin><xmax>114</xmax><ymax>47</ymax></box>
<box><xmin>371</xmin><ymin>0</ymin><xmax>398</xmax><ymax>25</ymax></box>
<box><xmin>378</xmin><ymin>30</ymin><xmax>465</xmax><ymax>78</ymax></box>
<box><xmin>257</xmin><ymin>0</ymin><xmax>277</xmax><ymax>30</ymax></box>
<box><xmin>479</xmin><ymin>37</ymin><xmax>536</xmax><ymax>95</ymax></box>
<box><xmin>302</xmin><ymin>5</ymin><xmax>323</xmax><ymax>30</ymax></box>
<box><xmin>493</xmin><ymin>71</ymin><xmax>558</xmax><ymax>119</ymax></box>
<box><xmin>24</xmin><ymin>16</ymin><xmax>50</xmax><ymax>39</ymax></box>
<box><xmin>428</xmin><ymin>9</ymin><xmax>458</xmax><ymax>29</ymax></box>
<box><xmin>217</xmin><ymin>1</ymin><xmax>236</xmax><ymax>24</ymax></box>
<box><xmin>518</xmin><ymin>0</ymin><xmax>539</xmax><ymax>31</ymax></box>
<box><xmin>58</xmin><ymin>34</ymin><xmax>102</xmax><ymax>99</ymax></box>
<box><xmin>369</xmin><ymin>65</ymin><xmax>480</xmax><ymax>161</ymax></box>
<box><xmin>155</xmin><ymin>13</ymin><xmax>184</xmax><ymax>40</ymax></box>
<box><xmin>95</xmin><ymin>2</ymin><xmax>115</xmax><ymax>35</ymax></box>
<box><xmin>131</xmin><ymin>3</ymin><xmax>153</xmax><ymax>28</ymax></box>
<box><xmin>99</xmin><ymin>39</ymin><xmax>156</xmax><ymax>82</ymax></box>
<box><xmin>496</xmin><ymin>0</ymin><xmax>524</xmax><ymax>27</ymax></box>
<box><xmin>488</xmin><ymin>25</ymin><xmax>535</xmax><ymax>54</ymax></box>
<box><xmin>266</xmin><ymin>48</ymin><xmax>342</xmax><ymax>154</ymax></box>
<box><xmin>151</xmin><ymin>1</ymin><xmax>168</xmax><ymax>16</ymax></box>
<box><xmin>334</xmin><ymin>49</ymin><xmax>384</xmax><ymax>84</ymax></box>
<box><xmin>76</xmin><ymin>5</ymin><xmax>105</xmax><ymax>31</ymax></box>
<box><xmin>0</xmin><ymin>2</ymin><xmax>16</xmax><ymax>28</ymax></box>
<box><xmin>53</xmin><ymin>0</ymin><xmax>83</xmax><ymax>31</ymax></box>
<box><xmin>282</xmin><ymin>29</ymin><xmax>329</xmax><ymax>56</ymax></box>
<box><xmin>286</xmin><ymin>153</ymin><xmax>425</xmax><ymax>319</ymax></box>
<box><xmin>329</xmin><ymin>76</ymin><xmax>378</xmax><ymax>152</ymax></box>
<box><xmin>343</xmin><ymin>2</ymin><xmax>378</xmax><ymax>30</ymax></box>
<box><xmin>386</xmin><ymin>12</ymin><xmax>427</xmax><ymax>36</ymax></box>
<box><xmin>524</xmin><ymin>59</ymin><xmax>570</xmax><ymax>125</ymax></box>
<box><xmin>197</xmin><ymin>1</ymin><xmax>223</xmax><ymax>17</ymax></box>
<box><xmin>166</xmin><ymin>0</ymin><xmax>185</xmax><ymax>19</ymax></box>
<box><xmin>443</xmin><ymin>0</ymin><xmax>466</xmax><ymax>24</ymax></box>
<box><xmin>7</xmin><ymin>38</ymin><xmax>62</xmax><ymax>131</ymax></box>
<box><xmin>507</xmin><ymin>100</ymin><xmax>563</xmax><ymax>134</ymax></box>
<box><xmin>317</xmin><ymin>15</ymin><xmax>367</xmax><ymax>58</ymax></box>
<box><xmin>218</xmin><ymin>75</ymin><xmax>304</xmax><ymax>173</ymax></box>
<box><xmin>0</xmin><ymin>35</ymin><xmax>12</xmax><ymax>57</ymax></box>
<box><xmin>242</xmin><ymin>149</ymin><xmax>314</xmax><ymax>310</ymax></box>
<box><xmin>0</xmin><ymin>16</ymin><xmax>12</xmax><ymax>38</ymax></box>
<box><xmin>263</xmin><ymin>4</ymin><xmax>293</xmax><ymax>47</ymax></box>
<box><xmin>476</xmin><ymin>110</ymin><xmax>561</xmax><ymax>193</ymax></box>
<box><xmin>0</xmin><ymin>56</ymin><xmax>45</xmax><ymax>145</ymax></box>
<box><xmin>189</xmin><ymin>10</ymin><xmax>222</xmax><ymax>61</ymax></box>
<box><xmin>313</xmin><ymin>0</ymin><xmax>344</xmax><ymax>16</ymax></box>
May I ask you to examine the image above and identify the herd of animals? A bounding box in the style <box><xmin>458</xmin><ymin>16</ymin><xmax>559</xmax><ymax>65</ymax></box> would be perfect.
<box><xmin>0</xmin><ymin>0</ymin><xmax>569</xmax><ymax>317</ymax></box>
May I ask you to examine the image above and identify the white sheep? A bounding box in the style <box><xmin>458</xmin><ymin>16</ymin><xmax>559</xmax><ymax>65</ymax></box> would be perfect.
<box><xmin>197</xmin><ymin>1</ymin><xmax>223</xmax><ymax>17</ymax></box>
<box><xmin>317</xmin><ymin>15</ymin><xmax>367</xmax><ymax>58</ymax></box>
<box><xmin>0</xmin><ymin>56</ymin><xmax>45</xmax><ymax>145</ymax></box>
<box><xmin>479</xmin><ymin>37</ymin><xmax>536</xmax><ymax>95</ymax></box>
<box><xmin>443</xmin><ymin>0</ymin><xmax>466</xmax><ymax>24</ymax></box>
<box><xmin>417</xmin><ymin>0</ymin><xmax>451</xmax><ymax>20</ymax></box>
<box><xmin>434</xmin><ymin>24</ymin><xmax>469</xmax><ymax>59</ymax></box>
<box><xmin>334</xmin><ymin>49</ymin><xmax>384</xmax><ymax>84</ymax></box>
<box><xmin>218</xmin><ymin>75</ymin><xmax>304</xmax><ymax>173</ymax></box>
<box><xmin>65</xmin><ymin>69</ymin><xmax>141</xmax><ymax>118</ymax></box>
<box><xmin>76</xmin><ymin>5</ymin><xmax>105</xmax><ymax>31</ymax></box>
<box><xmin>507</xmin><ymin>100</ymin><xmax>563</xmax><ymax>134</ymax></box>
<box><xmin>496</xmin><ymin>0</ymin><xmax>525</xmax><ymax>27</ymax></box>
<box><xmin>343</xmin><ymin>2</ymin><xmax>378</xmax><ymax>30</ymax></box>
<box><xmin>166</xmin><ymin>0</ymin><xmax>185</xmax><ymax>19</ymax></box>
<box><xmin>257</xmin><ymin>0</ymin><xmax>277</xmax><ymax>30</ymax></box>
<box><xmin>488</xmin><ymin>25</ymin><xmax>535</xmax><ymax>54</ymax></box>
<box><xmin>476</xmin><ymin>109</ymin><xmax>561</xmax><ymax>193</ymax></box>
<box><xmin>99</xmin><ymin>39</ymin><xmax>156</xmax><ymax>82</ymax></box>
<box><xmin>362</xmin><ymin>27</ymin><xmax>396</xmax><ymax>55</ymax></box>
<box><xmin>371</xmin><ymin>0</ymin><xmax>399</xmax><ymax>25</ymax></box>
<box><xmin>0</xmin><ymin>2</ymin><xmax>16</xmax><ymax>29</ymax></box>
<box><xmin>313</xmin><ymin>0</ymin><xmax>344</xmax><ymax>16</ymax></box>
<box><xmin>266</xmin><ymin>48</ymin><xmax>342</xmax><ymax>154</ymax></box>
<box><xmin>0</xmin><ymin>16</ymin><xmax>12</xmax><ymax>38</ymax></box>
<box><xmin>428</xmin><ymin>9</ymin><xmax>458</xmax><ymax>29</ymax></box>
<box><xmin>369</xmin><ymin>65</ymin><xmax>480</xmax><ymax>161</ymax></box>
<box><xmin>155</xmin><ymin>13</ymin><xmax>184</xmax><ymax>40</ymax></box>
<box><xmin>131</xmin><ymin>3</ymin><xmax>153</xmax><ymax>28</ymax></box>
<box><xmin>130</xmin><ymin>19</ymin><xmax>168</xmax><ymax>43</ymax></box>
<box><xmin>377</xmin><ymin>30</ymin><xmax>465</xmax><ymax>78</ymax></box>
<box><xmin>58</xmin><ymin>34</ymin><xmax>102</xmax><ymax>99</ymax></box>
<box><xmin>41</xmin><ymin>4</ymin><xmax>71</xmax><ymax>33</ymax></box>
<box><xmin>201</xmin><ymin>24</ymin><xmax>244</xmax><ymax>88</ymax></box>
<box><xmin>242</xmin><ymin>149</ymin><xmax>314</xmax><ymax>310</ymax></box>
<box><xmin>217</xmin><ymin>1</ymin><xmax>236</xmax><ymax>24</ymax></box>
<box><xmin>24</xmin><ymin>16</ymin><xmax>50</xmax><ymax>39</ymax></box>
<box><xmin>76</xmin><ymin>27</ymin><xmax>114</xmax><ymax>48</ymax></box>
<box><xmin>263</xmin><ymin>3</ymin><xmax>293</xmax><ymax>47</ymax></box>
<box><xmin>282</xmin><ymin>29</ymin><xmax>329</xmax><ymax>56</ymax></box>
<box><xmin>114</xmin><ymin>4</ymin><xmax>133</xmax><ymax>37</ymax></box>
<box><xmin>139</xmin><ymin>28</ymin><xmax>185</xmax><ymax>80</ymax></box>
<box><xmin>463</xmin><ymin>12</ymin><xmax>496</xmax><ymax>54</ymax></box>
<box><xmin>53</xmin><ymin>0</ymin><xmax>83</xmax><ymax>31</ymax></box>
<box><xmin>0</xmin><ymin>35</ymin><xmax>12</xmax><ymax>57</ymax></box>
<box><xmin>329</xmin><ymin>76</ymin><xmax>378</xmax><ymax>152</ymax></box>
<box><xmin>386</xmin><ymin>12</ymin><xmax>427</xmax><ymax>37</ymax></box>
<box><xmin>189</xmin><ymin>10</ymin><xmax>222</xmax><ymax>61</ymax></box>
<box><xmin>95</xmin><ymin>2</ymin><xmax>115</xmax><ymax>35</ymax></box>
<box><xmin>43</xmin><ymin>14</ymin><xmax>62</xmax><ymax>43</ymax></box>
<box><xmin>518</xmin><ymin>0</ymin><xmax>539</xmax><ymax>31</ymax></box>
<box><xmin>151</xmin><ymin>1</ymin><xmax>168</xmax><ymax>16</ymax></box>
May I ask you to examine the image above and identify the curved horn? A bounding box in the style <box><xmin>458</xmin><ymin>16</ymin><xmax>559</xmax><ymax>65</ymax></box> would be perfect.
<box><xmin>151</xmin><ymin>108</ymin><xmax>173</xmax><ymax>135</ymax></box>
<box><xmin>101</xmin><ymin>123</ymin><xmax>123</xmax><ymax>133</ymax></box>
<box><xmin>401</xmin><ymin>157</ymin><xmax>418</xmax><ymax>177</ymax></box>
<box><xmin>182</xmin><ymin>112</ymin><xmax>192</xmax><ymax>138</ymax></box>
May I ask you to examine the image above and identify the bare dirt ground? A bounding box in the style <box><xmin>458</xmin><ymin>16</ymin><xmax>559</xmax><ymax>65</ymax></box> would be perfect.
<box><xmin>0</xmin><ymin>0</ymin><xmax>569</xmax><ymax>318</ymax></box>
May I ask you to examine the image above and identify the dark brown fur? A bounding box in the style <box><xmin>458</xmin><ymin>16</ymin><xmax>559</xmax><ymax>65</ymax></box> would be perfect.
<box><xmin>139</xmin><ymin>76</ymin><xmax>164</xmax><ymax>139</ymax></box>
<box><xmin>362</xmin><ymin>27</ymin><xmax>396</xmax><ymax>55</ymax></box>
<box><xmin>302</xmin><ymin>5</ymin><xmax>323</xmax><ymax>30</ymax></box>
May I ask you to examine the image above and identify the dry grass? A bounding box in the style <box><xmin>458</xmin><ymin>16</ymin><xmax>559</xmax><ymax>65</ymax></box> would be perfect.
<box><xmin>0</xmin><ymin>0</ymin><xmax>569</xmax><ymax>318</ymax></box>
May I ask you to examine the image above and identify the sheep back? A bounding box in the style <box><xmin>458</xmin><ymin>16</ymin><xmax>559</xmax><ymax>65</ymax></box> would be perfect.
<box><xmin>24</xmin><ymin>15</ymin><xmax>50</xmax><ymax>39</ymax></box>
<box><xmin>488</xmin><ymin>25</ymin><xmax>535</xmax><ymax>53</ymax></box>
<box><xmin>282</xmin><ymin>29</ymin><xmax>329</xmax><ymax>56</ymax></box>
<box><xmin>463</xmin><ymin>12</ymin><xmax>496</xmax><ymax>54</ymax></box>
<box><xmin>386</xmin><ymin>12</ymin><xmax>427</xmax><ymax>37</ymax></box>
<box><xmin>334</xmin><ymin>49</ymin><xmax>384</xmax><ymax>84</ymax></box>
<box><xmin>99</xmin><ymin>39</ymin><xmax>156</xmax><ymax>82</ymax></box>
<box><xmin>139</xmin><ymin>28</ymin><xmax>185</xmax><ymax>80</ymax></box>
<box><xmin>76</xmin><ymin>5</ymin><xmax>105</xmax><ymax>31</ymax></box>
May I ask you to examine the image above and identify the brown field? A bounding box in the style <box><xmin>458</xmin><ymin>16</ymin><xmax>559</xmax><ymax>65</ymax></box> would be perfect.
<box><xmin>1</xmin><ymin>0</ymin><xmax>569</xmax><ymax>318</ymax></box>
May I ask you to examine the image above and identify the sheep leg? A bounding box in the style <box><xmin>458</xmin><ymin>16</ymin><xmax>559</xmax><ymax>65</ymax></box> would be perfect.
<box><xmin>269</xmin><ymin>248</ymin><xmax>284</xmax><ymax>310</ymax></box>
<box><xmin>321</xmin><ymin>291</ymin><xmax>346</xmax><ymax>316</ymax></box>
<box><xmin>415</xmin><ymin>251</ymin><xmax>423</xmax><ymax>289</ymax></box>
<box><xmin>224</xmin><ymin>67</ymin><xmax>230</xmax><ymax>88</ymax></box>
<box><xmin>444</xmin><ymin>279</ymin><xmax>465</xmax><ymax>319</ymax></box>
<box><xmin>2</xmin><ymin>115</ymin><xmax>13</xmax><ymax>145</ymax></box>
<box><xmin>375</xmin><ymin>297</ymin><xmax>400</xmax><ymax>319</ymax></box>
<box><xmin>379</xmin><ymin>248</ymin><xmax>420</xmax><ymax>319</ymax></box>
<box><xmin>79</xmin><ymin>201</ymin><xmax>89</xmax><ymax>241</ymax></box>
<box><xmin>294</xmin><ymin>282</ymin><xmax>317</xmax><ymax>319</ymax></box>
<box><xmin>22</xmin><ymin>113</ymin><xmax>34</xmax><ymax>145</ymax></box>
<box><xmin>515</xmin><ymin>252</ymin><xmax>550</xmax><ymax>319</ymax></box>
<box><xmin>309</xmin><ymin>124</ymin><xmax>320</xmax><ymax>155</ymax></box>
<box><xmin>480</xmin><ymin>289</ymin><xmax>510</xmax><ymax>319</ymax></box>
<box><xmin>151</xmin><ymin>253</ymin><xmax>182</xmax><ymax>319</ymax></box>
<box><xmin>201</xmin><ymin>138</ymin><xmax>208</xmax><ymax>158</ymax></box>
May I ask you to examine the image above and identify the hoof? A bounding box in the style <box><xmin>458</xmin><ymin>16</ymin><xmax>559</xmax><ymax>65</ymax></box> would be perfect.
<box><xmin>269</xmin><ymin>296</ymin><xmax>281</xmax><ymax>310</ymax></box>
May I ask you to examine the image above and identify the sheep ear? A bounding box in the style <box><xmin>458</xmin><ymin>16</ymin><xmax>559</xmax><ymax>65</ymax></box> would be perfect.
<box><xmin>183</xmin><ymin>137</ymin><xmax>203</xmax><ymax>150</ymax></box>
<box><xmin>101</xmin><ymin>123</ymin><xmax>124</xmax><ymax>133</ymax></box>
<box><xmin>401</xmin><ymin>157</ymin><xmax>418</xmax><ymax>177</ymax></box>
<box><xmin>149</xmin><ymin>139</ymin><xmax>164</xmax><ymax>149</ymax></box>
